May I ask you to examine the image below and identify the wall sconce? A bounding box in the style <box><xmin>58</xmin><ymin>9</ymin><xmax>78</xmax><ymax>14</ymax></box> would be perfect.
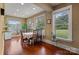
<box><xmin>47</xmin><ymin>19</ymin><xmax>51</xmax><ymax>24</ymax></box>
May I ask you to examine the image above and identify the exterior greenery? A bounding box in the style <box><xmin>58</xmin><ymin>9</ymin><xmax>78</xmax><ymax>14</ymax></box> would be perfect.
<box><xmin>36</xmin><ymin>19</ymin><xmax>45</xmax><ymax>29</ymax></box>
<box><xmin>55</xmin><ymin>14</ymin><xmax>69</xmax><ymax>39</ymax></box>
<box><xmin>21</xmin><ymin>23</ymin><xmax>27</xmax><ymax>30</ymax></box>
<box><xmin>56</xmin><ymin>15</ymin><xmax>68</xmax><ymax>29</ymax></box>
<box><xmin>56</xmin><ymin>30</ymin><xmax>69</xmax><ymax>39</ymax></box>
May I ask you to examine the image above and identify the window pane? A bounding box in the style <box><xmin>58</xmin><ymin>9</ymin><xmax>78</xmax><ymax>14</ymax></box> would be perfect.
<box><xmin>7</xmin><ymin>20</ymin><xmax>21</xmax><ymax>33</ymax></box>
<box><xmin>55</xmin><ymin>10</ymin><xmax>69</xmax><ymax>39</ymax></box>
<box><xmin>36</xmin><ymin>15</ymin><xmax>45</xmax><ymax>29</ymax></box>
<box><xmin>27</xmin><ymin>19</ymin><xmax>34</xmax><ymax>31</ymax></box>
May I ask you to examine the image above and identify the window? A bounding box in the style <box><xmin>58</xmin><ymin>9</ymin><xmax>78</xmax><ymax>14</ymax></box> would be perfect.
<box><xmin>27</xmin><ymin>19</ymin><xmax>34</xmax><ymax>31</ymax></box>
<box><xmin>27</xmin><ymin>14</ymin><xmax>46</xmax><ymax>31</ymax></box>
<box><xmin>53</xmin><ymin>5</ymin><xmax>72</xmax><ymax>41</ymax></box>
<box><xmin>7</xmin><ymin>17</ymin><xmax>21</xmax><ymax>33</ymax></box>
<box><xmin>5</xmin><ymin>17</ymin><xmax>21</xmax><ymax>39</ymax></box>
<box><xmin>36</xmin><ymin>14</ymin><xmax>46</xmax><ymax>29</ymax></box>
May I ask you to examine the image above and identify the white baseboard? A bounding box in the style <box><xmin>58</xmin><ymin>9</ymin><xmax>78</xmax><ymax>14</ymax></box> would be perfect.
<box><xmin>42</xmin><ymin>39</ymin><xmax>79</xmax><ymax>54</ymax></box>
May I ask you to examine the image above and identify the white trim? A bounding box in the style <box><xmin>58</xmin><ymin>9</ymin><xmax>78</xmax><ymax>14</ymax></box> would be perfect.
<box><xmin>53</xmin><ymin>5</ymin><xmax>72</xmax><ymax>14</ymax></box>
<box><xmin>68</xmin><ymin>5</ymin><xmax>72</xmax><ymax>41</ymax></box>
<box><xmin>52</xmin><ymin>5</ymin><xmax>72</xmax><ymax>41</ymax></box>
<box><xmin>52</xmin><ymin>12</ymin><xmax>56</xmax><ymax>36</ymax></box>
<box><xmin>56</xmin><ymin>37</ymin><xmax>72</xmax><ymax>42</ymax></box>
<box><xmin>43</xmin><ymin>39</ymin><xmax>79</xmax><ymax>54</ymax></box>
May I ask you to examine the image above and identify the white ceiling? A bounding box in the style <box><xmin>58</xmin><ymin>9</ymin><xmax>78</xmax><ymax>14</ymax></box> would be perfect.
<box><xmin>5</xmin><ymin>3</ymin><xmax>44</xmax><ymax>18</ymax></box>
<box><xmin>5</xmin><ymin>3</ymin><xmax>60</xmax><ymax>18</ymax></box>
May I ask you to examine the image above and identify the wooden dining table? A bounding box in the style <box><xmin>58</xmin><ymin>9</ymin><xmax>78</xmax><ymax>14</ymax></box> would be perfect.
<box><xmin>23</xmin><ymin>32</ymin><xmax>34</xmax><ymax>39</ymax></box>
<box><xmin>22</xmin><ymin>32</ymin><xmax>36</xmax><ymax>45</ymax></box>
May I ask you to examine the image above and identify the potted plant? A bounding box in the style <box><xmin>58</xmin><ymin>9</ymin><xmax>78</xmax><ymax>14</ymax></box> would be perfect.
<box><xmin>21</xmin><ymin>23</ymin><xmax>27</xmax><ymax>32</ymax></box>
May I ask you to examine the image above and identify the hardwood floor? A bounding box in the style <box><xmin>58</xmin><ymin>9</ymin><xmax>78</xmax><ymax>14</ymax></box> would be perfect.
<box><xmin>4</xmin><ymin>37</ymin><xmax>77</xmax><ymax>55</ymax></box>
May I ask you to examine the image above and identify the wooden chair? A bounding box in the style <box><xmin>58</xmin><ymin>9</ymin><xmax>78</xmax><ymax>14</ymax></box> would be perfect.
<box><xmin>29</xmin><ymin>30</ymin><xmax>37</xmax><ymax>45</ymax></box>
<box><xmin>36</xmin><ymin>29</ymin><xmax>42</xmax><ymax>43</ymax></box>
<box><xmin>20</xmin><ymin>31</ymin><xmax>28</xmax><ymax>45</ymax></box>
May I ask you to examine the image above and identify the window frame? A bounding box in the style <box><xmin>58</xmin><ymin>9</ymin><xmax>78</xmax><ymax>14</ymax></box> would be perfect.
<box><xmin>35</xmin><ymin>14</ymin><xmax>46</xmax><ymax>29</ymax></box>
<box><xmin>52</xmin><ymin>5</ymin><xmax>72</xmax><ymax>41</ymax></box>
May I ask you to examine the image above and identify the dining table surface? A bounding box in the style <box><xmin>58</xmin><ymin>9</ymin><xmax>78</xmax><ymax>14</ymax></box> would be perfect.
<box><xmin>22</xmin><ymin>32</ymin><xmax>35</xmax><ymax>39</ymax></box>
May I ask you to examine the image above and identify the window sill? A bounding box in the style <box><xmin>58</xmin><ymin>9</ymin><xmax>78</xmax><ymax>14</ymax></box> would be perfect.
<box><xmin>56</xmin><ymin>37</ymin><xmax>72</xmax><ymax>43</ymax></box>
